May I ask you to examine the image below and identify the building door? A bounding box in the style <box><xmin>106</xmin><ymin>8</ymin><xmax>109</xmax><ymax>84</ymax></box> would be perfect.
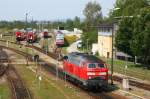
<box><xmin>107</xmin><ymin>52</ymin><xmax>110</xmax><ymax>58</ymax></box>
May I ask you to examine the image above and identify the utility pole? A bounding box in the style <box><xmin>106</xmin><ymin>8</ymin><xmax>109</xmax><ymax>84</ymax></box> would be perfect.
<box><xmin>111</xmin><ymin>25</ymin><xmax>114</xmax><ymax>85</ymax></box>
<box><xmin>26</xmin><ymin>13</ymin><xmax>28</xmax><ymax>27</ymax></box>
<box><xmin>110</xmin><ymin>7</ymin><xmax>121</xmax><ymax>85</ymax></box>
<box><xmin>56</xmin><ymin>58</ymin><xmax>59</xmax><ymax>80</ymax></box>
<box><xmin>25</xmin><ymin>13</ymin><xmax>29</xmax><ymax>66</ymax></box>
<box><xmin>87</xmin><ymin>39</ymin><xmax>89</xmax><ymax>52</ymax></box>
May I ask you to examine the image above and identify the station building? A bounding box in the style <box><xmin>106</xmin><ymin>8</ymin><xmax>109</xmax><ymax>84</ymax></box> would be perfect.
<box><xmin>92</xmin><ymin>23</ymin><xmax>118</xmax><ymax>58</ymax></box>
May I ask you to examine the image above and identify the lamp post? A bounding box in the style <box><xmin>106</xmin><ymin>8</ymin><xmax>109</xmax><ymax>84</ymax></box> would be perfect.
<box><xmin>25</xmin><ymin>13</ymin><xmax>28</xmax><ymax>27</ymax></box>
<box><xmin>110</xmin><ymin>8</ymin><xmax>118</xmax><ymax>85</ymax></box>
<box><xmin>110</xmin><ymin>7</ymin><xmax>121</xmax><ymax>85</ymax></box>
<box><xmin>111</xmin><ymin>7</ymin><xmax>135</xmax><ymax>87</ymax></box>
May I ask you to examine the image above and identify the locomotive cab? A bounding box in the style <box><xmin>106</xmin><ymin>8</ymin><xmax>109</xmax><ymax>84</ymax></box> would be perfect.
<box><xmin>16</xmin><ymin>31</ymin><xmax>22</xmax><ymax>41</ymax></box>
<box><xmin>63</xmin><ymin>56</ymin><xmax>68</xmax><ymax>60</ymax></box>
<box><xmin>85</xmin><ymin>63</ymin><xmax>108</xmax><ymax>87</ymax></box>
<box><xmin>27</xmin><ymin>32</ymin><xmax>34</xmax><ymax>43</ymax></box>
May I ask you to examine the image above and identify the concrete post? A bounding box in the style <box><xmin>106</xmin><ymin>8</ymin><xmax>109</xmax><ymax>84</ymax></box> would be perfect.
<box><xmin>0</xmin><ymin>34</ymin><xmax>2</xmax><ymax>38</ymax></box>
<box><xmin>122</xmin><ymin>78</ymin><xmax>129</xmax><ymax>90</ymax></box>
<box><xmin>135</xmin><ymin>56</ymin><xmax>137</xmax><ymax>64</ymax></box>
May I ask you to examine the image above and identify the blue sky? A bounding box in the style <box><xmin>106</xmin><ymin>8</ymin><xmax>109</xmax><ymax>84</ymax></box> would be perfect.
<box><xmin>0</xmin><ymin>0</ymin><xmax>116</xmax><ymax>21</ymax></box>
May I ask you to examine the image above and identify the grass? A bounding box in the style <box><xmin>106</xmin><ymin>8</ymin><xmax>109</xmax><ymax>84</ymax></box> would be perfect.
<box><xmin>101</xmin><ymin>57</ymin><xmax>150</xmax><ymax>81</ymax></box>
<box><xmin>14</xmin><ymin>63</ymin><xmax>89</xmax><ymax>99</ymax></box>
<box><xmin>1</xmin><ymin>36</ymin><xmax>16</xmax><ymax>41</ymax></box>
<box><xmin>15</xmin><ymin>64</ymin><xmax>68</xmax><ymax>99</ymax></box>
<box><xmin>0</xmin><ymin>77</ymin><xmax>11</xmax><ymax>99</ymax></box>
<box><xmin>62</xmin><ymin>47</ymin><xmax>68</xmax><ymax>55</ymax></box>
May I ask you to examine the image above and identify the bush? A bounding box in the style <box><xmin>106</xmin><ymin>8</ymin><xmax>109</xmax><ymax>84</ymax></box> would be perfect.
<box><xmin>95</xmin><ymin>51</ymin><xmax>99</xmax><ymax>56</ymax></box>
<box><xmin>64</xmin><ymin>35</ymin><xmax>78</xmax><ymax>46</ymax></box>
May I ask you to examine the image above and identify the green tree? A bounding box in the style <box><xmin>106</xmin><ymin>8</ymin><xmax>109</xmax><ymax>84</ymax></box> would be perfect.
<box><xmin>65</xmin><ymin>19</ymin><xmax>74</xmax><ymax>30</ymax></box>
<box><xmin>81</xmin><ymin>1</ymin><xmax>102</xmax><ymax>50</ymax></box>
<box><xmin>130</xmin><ymin>8</ymin><xmax>150</xmax><ymax>64</ymax></box>
<box><xmin>73</xmin><ymin>16</ymin><xmax>81</xmax><ymax>29</ymax></box>
<box><xmin>115</xmin><ymin>18</ymin><xmax>134</xmax><ymax>55</ymax></box>
<box><xmin>83</xmin><ymin>1</ymin><xmax>102</xmax><ymax>26</ymax></box>
<box><xmin>113</xmin><ymin>0</ymin><xmax>150</xmax><ymax>64</ymax></box>
<box><xmin>111</xmin><ymin>0</ymin><xmax>148</xmax><ymax>18</ymax></box>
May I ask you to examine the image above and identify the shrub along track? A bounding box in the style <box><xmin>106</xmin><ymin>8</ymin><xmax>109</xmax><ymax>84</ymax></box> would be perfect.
<box><xmin>0</xmin><ymin>45</ymin><xmax>128</xmax><ymax>99</ymax></box>
<box><xmin>0</xmin><ymin>47</ymin><xmax>32</xmax><ymax>99</ymax></box>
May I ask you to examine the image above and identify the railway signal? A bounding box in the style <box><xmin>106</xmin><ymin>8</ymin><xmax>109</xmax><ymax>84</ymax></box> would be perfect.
<box><xmin>26</xmin><ymin>42</ymin><xmax>29</xmax><ymax>66</ymax></box>
<box><xmin>33</xmin><ymin>54</ymin><xmax>39</xmax><ymax>78</ymax></box>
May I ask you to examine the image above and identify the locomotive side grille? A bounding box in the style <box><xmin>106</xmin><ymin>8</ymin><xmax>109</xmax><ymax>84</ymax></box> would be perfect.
<box><xmin>87</xmin><ymin>72</ymin><xmax>107</xmax><ymax>76</ymax></box>
<box><xmin>100</xmin><ymin>72</ymin><xmax>107</xmax><ymax>75</ymax></box>
<box><xmin>87</xmin><ymin>72</ymin><xmax>95</xmax><ymax>75</ymax></box>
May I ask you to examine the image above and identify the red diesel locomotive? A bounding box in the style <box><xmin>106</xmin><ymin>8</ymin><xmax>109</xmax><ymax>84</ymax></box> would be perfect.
<box><xmin>15</xmin><ymin>31</ymin><xmax>26</xmax><ymax>41</ymax></box>
<box><xmin>63</xmin><ymin>52</ymin><xmax>109</xmax><ymax>89</ymax></box>
<box><xmin>27</xmin><ymin>31</ymin><xmax>37</xmax><ymax>43</ymax></box>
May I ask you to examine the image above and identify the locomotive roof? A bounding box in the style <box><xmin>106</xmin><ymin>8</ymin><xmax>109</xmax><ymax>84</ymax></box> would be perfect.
<box><xmin>57</xmin><ymin>31</ymin><xmax>63</xmax><ymax>34</ymax></box>
<box><xmin>68</xmin><ymin>52</ymin><xmax>103</xmax><ymax>63</ymax></box>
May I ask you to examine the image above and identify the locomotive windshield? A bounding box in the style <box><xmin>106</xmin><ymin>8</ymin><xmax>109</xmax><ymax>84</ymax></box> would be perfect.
<box><xmin>98</xmin><ymin>63</ymin><xmax>104</xmax><ymax>68</ymax></box>
<box><xmin>88</xmin><ymin>63</ymin><xmax>96</xmax><ymax>68</ymax></box>
<box><xmin>88</xmin><ymin>63</ymin><xmax>104</xmax><ymax>68</ymax></box>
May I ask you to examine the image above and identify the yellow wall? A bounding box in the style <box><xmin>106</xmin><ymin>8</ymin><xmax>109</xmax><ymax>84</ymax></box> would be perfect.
<box><xmin>98</xmin><ymin>35</ymin><xmax>112</xmax><ymax>58</ymax></box>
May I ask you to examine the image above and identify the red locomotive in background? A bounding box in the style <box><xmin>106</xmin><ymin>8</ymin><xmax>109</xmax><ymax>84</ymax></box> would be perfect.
<box><xmin>55</xmin><ymin>31</ymin><xmax>64</xmax><ymax>47</ymax></box>
<box><xmin>26</xmin><ymin>28</ymin><xmax>38</xmax><ymax>43</ymax></box>
<box><xmin>15</xmin><ymin>28</ymin><xmax>38</xmax><ymax>43</ymax></box>
<box><xmin>63</xmin><ymin>52</ymin><xmax>109</xmax><ymax>89</ymax></box>
<box><xmin>26</xmin><ymin>31</ymin><xmax>37</xmax><ymax>43</ymax></box>
<box><xmin>15</xmin><ymin>30</ymin><xmax>26</xmax><ymax>41</ymax></box>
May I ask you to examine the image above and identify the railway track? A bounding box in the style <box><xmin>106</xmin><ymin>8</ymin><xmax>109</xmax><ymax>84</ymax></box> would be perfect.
<box><xmin>0</xmin><ymin>48</ymin><xmax>9</xmax><ymax>76</ymax></box>
<box><xmin>0</xmin><ymin>64</ymin><xmax>8</xmax><ymax>76</ymax></box>
<box><xmin>0</xmin><ymin>48</ymin><xmax>32</xmax><ymax>99</ymax></box>
<box><xmin>0</xmin><ymin>42</ymin><xmax>150</xmax><ymax>98</ymax></box>
<box><xmin>42</xmin><ymin>62</ymin><xmax>127</xmax><ymax>99</ymax></box>
<box><xmin>113</xmin><ymin>75</ymin><xmax>150</xmax><ymax>91</ymax></box>
<box><xmin>0</xmin><ymin>39</ymin><xmax>62</xmax><ymax>60</ymax></box>
<box><xmin>0</xmin><ymin>45</ymin><xmax>127</xmax><ymax>99</ymax></box>
<box><xmin>28</xmin><ymin>45</ymin><xmax>62</xmax><ymax>60</ymax></box>
<box><xmin>6</xmin><ymin>65</ymin><xmax>32</xmax><ymax>99</ymax></box>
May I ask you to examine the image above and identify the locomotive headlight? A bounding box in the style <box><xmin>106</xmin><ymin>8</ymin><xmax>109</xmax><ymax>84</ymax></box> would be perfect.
<box><xmin>100</xmin><ymin>72</ymin><xmax>107</xmax><ymax>75</ymax></box>
<box><xmin>89</xmin><ymin>76</ymin><xmax>92</xmax><ymax>79</ymax></box>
